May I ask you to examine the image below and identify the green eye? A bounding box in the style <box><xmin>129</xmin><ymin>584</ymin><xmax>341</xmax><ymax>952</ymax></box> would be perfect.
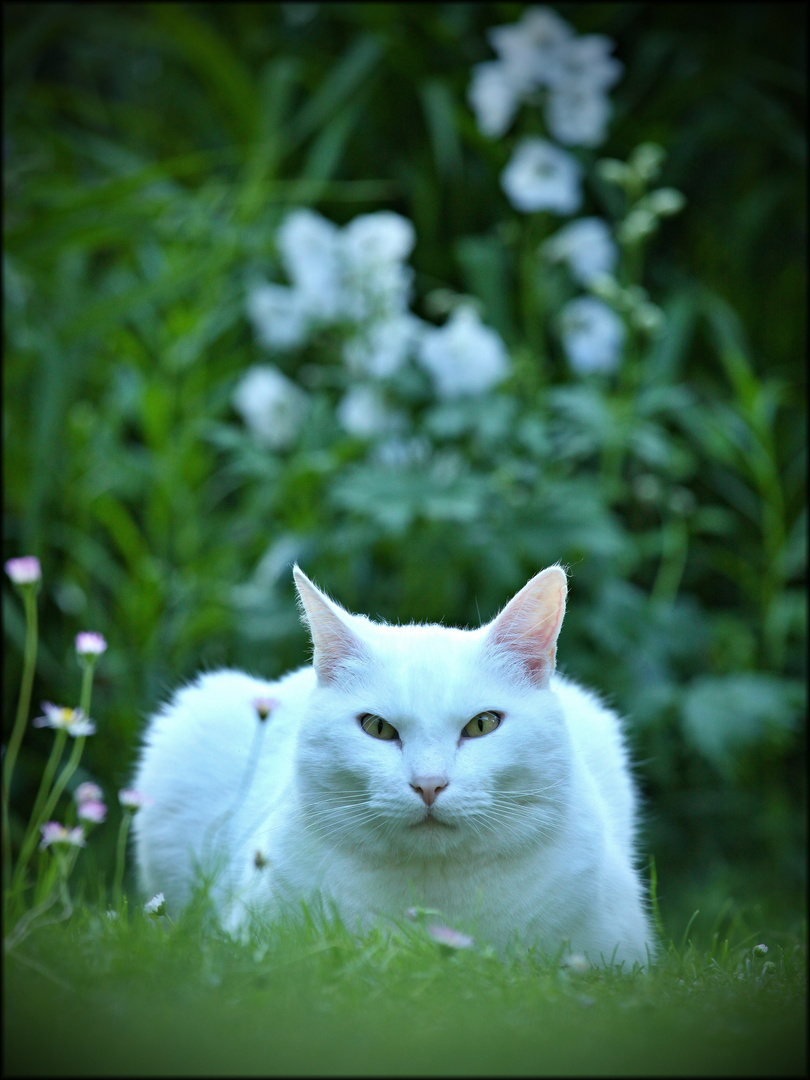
<box><xmin>462</xmin><ymin>711</ymin><xmax>501</xmax><ymax>739</ymax></box>
<box><xmin>360</xmin><ymin>714</ymin><xmax>399</xmax><ymax>741</ymax></box>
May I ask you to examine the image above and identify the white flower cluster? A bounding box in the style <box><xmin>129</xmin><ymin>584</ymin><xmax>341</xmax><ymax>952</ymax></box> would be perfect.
<box><xmin>236</xmin><ymin>208</ymin><xmax>511</xmax><ymax>446</ymax></box>
<box><xmin>469</xmin><ymin>6</ymin><xmax>622</xmax><ymax>147</ymax></box>
<box><xmin>468</xmin><ymin>6</ymin><xmax>628</xmax><ymax>376</ymax></box>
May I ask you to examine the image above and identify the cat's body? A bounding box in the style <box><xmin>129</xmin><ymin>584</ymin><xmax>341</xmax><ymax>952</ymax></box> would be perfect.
<box><xmin>134</xmin><ymin>567</ymin><xmax>654</xmax><ymax>966</ymax></box>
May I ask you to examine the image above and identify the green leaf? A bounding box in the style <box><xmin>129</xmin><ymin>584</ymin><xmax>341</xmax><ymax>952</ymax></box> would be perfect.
<box><xmin>289</xmin><ymin>35</ymin><xmax>383</xmax><ymax>147</ymax></box>
<box><xmin>682</xmin><ymin>674</ymin><xmax>805</xmax><ymax>774</ymax></box>
<box><xmin>419</xmin><ymin>79</ymin><xmax>463</xmax><ymax>178</ymax></box>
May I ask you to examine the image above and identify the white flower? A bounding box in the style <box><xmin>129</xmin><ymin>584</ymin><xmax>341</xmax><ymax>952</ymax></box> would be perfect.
<box><xmin>542</xmin><ymin>218</ymin><xmax>618</xmax><ymax>286</ymax></box>
<box><xmin>39</xmin><ymin>822</ymin><xmax>86</xmax><ymax>850</ymax></box>
<box><xmin>501</xmin><ymin>138</ymin><xmax>582</xmax><ymax>215</ymax></box>
<box><xmin>232</xmin><ymin>365</ymin><xmax>308</xmax><ymax>449</ymax></box>
<box><xmin>487</xmin><ymin>7</ymin><xmax>574</xmax><ymax>93</ymax></box>
<box><xmin>75</xmin><ymin>631</ymin><xmax>107</xmax><ymax>659</ymax></box>
<box><xmin>118</xmin><ymin>788</ymin><xmax>153</xmax><ymax>811</ymax></box>
<box><xmin>342</xmin><ymin>313</ymin><xmax>424</xmax><ymax>378</ymax></box>
<box><xmin>75</xmin><ymin>782</ymin><xmax>103</xmax><ymax>805</ymax></box>
<box><xmin>546</xmin><ymin>85</ymin><xmax>612</xmax><ymax>148</ymax></box>
<box><xmin>77</xmin><ymin>799</ymin><xmax>107</xmax><ymax>824</ymax></box>
<box><xmin>426</xmin><ymin>923</ymin><xmax>474</xmax><ymax>950</ymax></box>
<box><xmin>341</xmin><ymin>211</ymin><xmax>416</xmax><ymax>269</ymax></box>
<box><xmin>144</xmin><ymin>892</ymin><xmax>166</xmax><ymax>918</ymax></box>
<box><xmin>276</xmin><ymin>208</ymin><xmax>343</xmax><ymax>322</ymax></box>
<box><xmin>546</xmin><ymin>34</ymin><xmax>623</xmax><ymax>94</ymax></box>
<box><xmin>468</xmin><ymin>61</ymin><xmax>522</xmax><ymax>138</ymax></box>
<box><xmin>336</xmin><ymin>384</ymin><xmax>399</xmax><ymax>439</ymax></box>
<box><xmin>563</xmin><ymin>952</ymin><xmax>590</xmax><ymax>974</ymax></box>
<box><xmin>340</xmin><ymin>215</ymin><xmax>415</xmax><ymax>323</ymax></box>
<box><xmin>33</xmin><ymin>703</ymin><xmax>96</xmax><ymax>737</ymax></box>
<box><xmin>559</xmin><ymin>296</ymin><xmax>626</xmax><ymax>375</ymax></box>
<box><xmin>246</xmin><ymin>282</ymin><xmax>310</xmax><ymax>351</ymax></box>
<box><xmin>417</xmin><ymin>306</ymin><xmax>510</xmax><ymax>399</ymax></box>
<box><xmin>5</xmin><ymin>556</ymin><xmax>41</xmax><ymax>586</ymax></box>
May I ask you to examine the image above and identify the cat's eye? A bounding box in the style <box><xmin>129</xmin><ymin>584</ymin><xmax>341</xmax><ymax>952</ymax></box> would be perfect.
<box><xmin>462</xmin><ymin>711</ymin><xmax>501</xmax><ymax>739</ymax></box>
<box><xmin>359</xmin><ymin>714</ymin><xmax>399</xmax><ymax>741</ymax></box>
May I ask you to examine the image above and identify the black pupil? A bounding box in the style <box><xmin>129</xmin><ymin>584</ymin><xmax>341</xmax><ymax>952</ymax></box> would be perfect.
<box><xmin>376</xmin><ymin>718</ymin><xmax>384</xmax><ymax>735</ymax></box>
<box><xmin>478</xmin><ymin>716</ymin><xmax>485</xmax><ymax>732</ymax></box>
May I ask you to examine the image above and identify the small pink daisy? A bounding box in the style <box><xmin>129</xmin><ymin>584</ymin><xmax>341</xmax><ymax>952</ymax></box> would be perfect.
<box><xmin>426</xmin><ymin>923</ymin><xmax>474</xmax><ymax>950</ymax></box>
<box><xmin>5</xmin><ymin>556</ymin><xmax>42</xmax><ymax>586</ymax></box>
<box><xmin>75</xmin><ymin>631</ymin><xmax>108</xmax><ymax>659</ymax></box>
<box><xmin>33</xmin><ymin>703</ymin><xmax>96</xmax><ymax>737</ymax></box>
<box><xmin>77</xmin><ymin>799</ymin><xmax>107</xmax><ymax>824</ymax></box>
<box><xmin>75</xmin><ymin>782</ymin><xmax>104</xmax><ymax>804</ymax></box>
<box><xmin>39</xmin><ymin>822</ymin><xmax>86</xmax><ymax>850</ymax></box>
<box><xmin>118</xmin><ymin>789</ymin><xmax>153</xmax><ymax>811</ymax></box>
<box><xmin>252</xmin><ymin>697</ymin><xmax>279</xmax><ymax>721</ymax></box>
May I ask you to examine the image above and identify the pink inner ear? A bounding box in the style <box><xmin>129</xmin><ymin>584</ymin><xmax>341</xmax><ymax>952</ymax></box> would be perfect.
<box><xmin>293</xmin><ymin>568</ymin><xmax>369</xmax><ymax>685</ymax></box>
<box><xmin>485</xmin><ymin>569</ymin><xmax>567</xmax><ymax>686</ymax></box>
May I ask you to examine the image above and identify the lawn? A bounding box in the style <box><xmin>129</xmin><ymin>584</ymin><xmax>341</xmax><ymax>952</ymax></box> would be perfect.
<box><xmin>4</xmin><ymin>896</ymin><xmax>806</xmax><ymax>1076</ymax></box>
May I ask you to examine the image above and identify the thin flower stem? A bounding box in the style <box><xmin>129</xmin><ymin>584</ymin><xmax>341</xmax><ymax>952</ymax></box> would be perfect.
<box><xmin>2</xmin><ymin>589</ymin><xmax>38</xmax><ymax>884</ymax></box>
<box><xmin>113</xmin><ymin>811</ymin><xmax>132</xmax><ymax>911</ymax></box>
<box><xmin>10</xmin><ymin>729</ymin><xmax>68</xmax><ymax>894</ymax></box>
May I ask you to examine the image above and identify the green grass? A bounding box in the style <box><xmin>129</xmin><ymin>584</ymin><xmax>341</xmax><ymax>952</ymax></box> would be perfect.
<box><xmin>3</xmin><ymin>896</ymin><xmax>806</xmax><ymax>1076</ymax></box>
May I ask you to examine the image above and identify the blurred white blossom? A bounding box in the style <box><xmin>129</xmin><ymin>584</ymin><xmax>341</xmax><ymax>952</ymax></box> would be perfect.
<box><xmin>542</xmin><ymin>217</ymin><xmax>618</xmax><ymax>285</ymax></box>
<box><xmin>337</xmin><ymin>384</ymin><xmax>400</xmax><ymax>439</ymax></box>
<box><xmin>232</xmin><ymin>365</ymin><xmax>308</xmax><ymax>449</ymax></box>
<box><xmin>487</xmin><ymin>7</ymin><xmax>573</xmax><ymax>94</ymax></box>
<box><xmin>501</xmin><ymin>137</ymin><xmax>582</xmax><ymax>214</ymax></box>
<box><xmin>560</xmin><ymin>296</ymin><xmax>626</xmax><ymax>375</ymax></box>
<box><xmin>545</xmin><ymin>33</ymin><xmax>623</xmax><ymax>94</ymax></box>
<box><xmin>545</xmin><ymin>85</ymin><xmax>612</xmax><ymax>147</ymax></box>
<box><xmin>417</xmin><ymin>306</ymin><xmax>510</xmax><ymax>398</ymax></box>
<box><xmin>276</xmin><ymin>208</ymin><xmax>343</xmax><ymax>322</ymax></box>
<box><xmin>469</xmin><ymin>8</ymin><xmax>621</xmax><ymax>150</ymax></box>
<box><xmin>342</xmin><ymin>211</ymin><xmax>416</xmax><ymax>270</ymax></box>
<box><xmin>5</xmin><ymin>556</ymin><xmax>41</xmax><ymax>586</ymax></box>
<box><xmin>341</xmin><ymin>212</ymin><xmax>415</xmax><ymax>322</ymax></box>
<box><xmin>246</xmin><ymin>282</ymin><xmax>310</xmax><ymax>350</ymax></box>
<box><xmin>342</xmin><ymin>313</ymin><xmax>424</xmax><ymax>378</ymax></box>
<box><xmin>467</xmin><ymin>61</ymin><xmax>522</xmax><ymax>138</ymax></box>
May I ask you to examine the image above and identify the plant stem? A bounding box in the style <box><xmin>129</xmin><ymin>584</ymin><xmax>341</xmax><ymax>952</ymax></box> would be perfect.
<box><xmin>10</xmin><ymin>730</ymin><xmax>68</xmax><ymax>894</ymax></box>
<box><xmin>2</xmin><ymin>588</ymin><xmax>38</xmax><ymax>884</ymax></box>
<box><xmin>113</xmin><ymin>811</ymin><xmax>132</xmax><ymax>912</ymax></box>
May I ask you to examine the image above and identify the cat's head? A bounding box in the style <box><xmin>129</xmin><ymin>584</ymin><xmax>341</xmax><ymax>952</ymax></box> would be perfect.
<box><xmin>292</xmin><ymin>566</ymin><xmax>572</xmax><ymax>862</ymax></box>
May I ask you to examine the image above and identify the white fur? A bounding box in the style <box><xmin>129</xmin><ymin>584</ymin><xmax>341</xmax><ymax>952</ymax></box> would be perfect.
<box><xmin>133</xmin><ymin>568</ymin><xmax>654</xmax><ymax>966</ymax></box>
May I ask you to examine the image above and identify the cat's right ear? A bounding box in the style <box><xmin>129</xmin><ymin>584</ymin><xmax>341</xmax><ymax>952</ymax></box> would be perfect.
<box><xmin>293</xmin><ymin>566</ymin><xmax>369</xmax><ymax>685</ymax></box>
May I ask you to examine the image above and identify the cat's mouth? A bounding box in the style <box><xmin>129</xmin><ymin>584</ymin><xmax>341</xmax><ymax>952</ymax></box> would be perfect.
<box><xmin>411</xmin><ymin>814</ymin><xmax>455</xmax><ymax>829</ymax></box>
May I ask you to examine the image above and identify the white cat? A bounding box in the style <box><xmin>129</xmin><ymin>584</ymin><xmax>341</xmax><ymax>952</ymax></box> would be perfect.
<box><xmin>133</xmin><ymin>565</ymin><xmax>655</xmax><ymax>966</ymax></box>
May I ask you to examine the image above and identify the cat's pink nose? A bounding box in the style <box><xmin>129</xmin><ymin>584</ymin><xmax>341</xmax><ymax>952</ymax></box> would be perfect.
<box><xmin>410</xmin><ymin>776</ymin><xmax>448</xmax><ymax>807</ymax></box>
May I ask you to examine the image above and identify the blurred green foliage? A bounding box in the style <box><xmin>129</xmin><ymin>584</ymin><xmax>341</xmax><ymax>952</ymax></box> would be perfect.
<box><xmin>3</xmin><ymin>2</ymin><xmax>806</xmax><ymax>930</ymax></box>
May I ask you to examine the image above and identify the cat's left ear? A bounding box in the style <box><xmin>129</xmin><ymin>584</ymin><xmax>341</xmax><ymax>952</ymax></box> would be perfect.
<box><xmin>483</xmin><ymin>566</ymin><xmax>567</xmax><ymax>687</ymax></box>
<box><xmin>293</xmin><ymin>566</ymin><xmax>369</xmax><ymax>685</ymax></box>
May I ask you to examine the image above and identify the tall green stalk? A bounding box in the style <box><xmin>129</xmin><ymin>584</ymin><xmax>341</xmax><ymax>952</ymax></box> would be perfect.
<box><xmin>2</xmin><ymin>585</ymin><xmax>39</xmax><ymax>885</ymax></box>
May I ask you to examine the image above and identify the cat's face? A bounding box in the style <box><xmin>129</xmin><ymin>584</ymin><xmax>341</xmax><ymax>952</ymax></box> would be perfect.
<box><xmin>293</xmin><ymin>567</ymin><xmax>572</xmax><ymax>862</ymax></box>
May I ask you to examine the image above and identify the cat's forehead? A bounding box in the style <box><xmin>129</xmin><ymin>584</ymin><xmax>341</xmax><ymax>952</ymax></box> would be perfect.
<box><xmin>355</xmin><ymin>619</ymin><xmax>496</xmax><ymax>715</ymax></box>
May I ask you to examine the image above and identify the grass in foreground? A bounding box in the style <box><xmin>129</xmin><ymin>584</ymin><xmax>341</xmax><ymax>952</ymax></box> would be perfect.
<box><xmin>3</xmin><ymin>894</ymin><xmax>806</xmax><ymax>1077</ymax></box>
